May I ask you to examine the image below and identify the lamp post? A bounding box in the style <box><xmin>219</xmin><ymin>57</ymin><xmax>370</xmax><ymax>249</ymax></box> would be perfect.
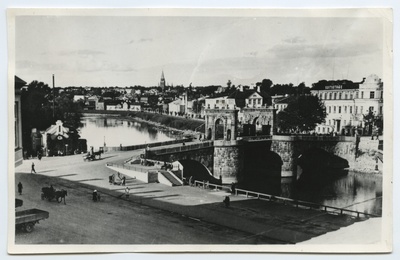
<box><xmin>65</xmin><ymin>144</ymin><xmax>68</xmax><ymax>156</ymax></box>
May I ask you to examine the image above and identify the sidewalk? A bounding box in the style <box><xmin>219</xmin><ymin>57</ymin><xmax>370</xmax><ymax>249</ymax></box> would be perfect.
<box><xmin>15</xmin><ymin>151</ymin><xmax>375</xmax><ymax>244</ymax></box>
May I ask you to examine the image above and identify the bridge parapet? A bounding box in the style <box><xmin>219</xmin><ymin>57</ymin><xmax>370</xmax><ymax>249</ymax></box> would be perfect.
<box><xmin>272</xmin><ymin>135</ymin><xmax>356</xmax><ymax>142</ymax></box>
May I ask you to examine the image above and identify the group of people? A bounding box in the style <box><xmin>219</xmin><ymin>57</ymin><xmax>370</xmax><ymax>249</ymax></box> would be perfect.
<box><xmin>109</xmin><ymin>172</ymin><xmax>126</xmax><ymax>186</ymax></box>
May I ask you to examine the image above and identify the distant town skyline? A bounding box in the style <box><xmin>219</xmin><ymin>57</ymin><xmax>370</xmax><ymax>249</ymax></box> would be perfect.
<box><xmin>15</xmin><ymin>13</ymin><xmax>383</xmax><ymax>88</ymax></box>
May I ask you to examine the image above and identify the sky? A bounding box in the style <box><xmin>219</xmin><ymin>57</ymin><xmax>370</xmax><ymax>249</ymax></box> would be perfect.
<box><xmin>14</xmin><ymin>13</ymin><xmax>384</xmax><ymax>88</ymax></box>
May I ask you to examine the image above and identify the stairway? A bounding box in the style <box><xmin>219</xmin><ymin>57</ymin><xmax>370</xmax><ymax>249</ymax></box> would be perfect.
<box><xmin>158</xmin><ymin>170</ymin><xmax>182</xmax><ymax>186</ymax></box>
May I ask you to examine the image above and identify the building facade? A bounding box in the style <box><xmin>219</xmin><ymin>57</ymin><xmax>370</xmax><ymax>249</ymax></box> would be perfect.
<box><xmin>311</xmin><ymin>74</ymin><xmax>383</xmax><ymax>135</ymax></box>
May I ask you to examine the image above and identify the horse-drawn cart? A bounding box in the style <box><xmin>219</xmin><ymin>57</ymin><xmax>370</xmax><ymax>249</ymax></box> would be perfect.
<box><xmin>16</xmin><ymin>208</ymin><xmax>49</xmax><ymax>233</ymax></box>
<box><xmin>41</xmin><ymin>187</ymin><xmax>68</xmax><ymax>204</ymax></box>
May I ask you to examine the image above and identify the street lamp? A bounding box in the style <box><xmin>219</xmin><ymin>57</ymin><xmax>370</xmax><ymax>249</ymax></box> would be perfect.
<box><xmin>65</xmin><ymin>144</ymin><xmax>68</xmax><ymax>156</ymax></box>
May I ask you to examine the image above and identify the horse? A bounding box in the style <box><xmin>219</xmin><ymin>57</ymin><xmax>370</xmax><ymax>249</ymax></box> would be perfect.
<box><xmin>93</xmin><ymin>150</ymin><xmax>104</xmax><ymax>159</ymax></box>
<box><xmin>55</xmin><ymin>189</ymin><xmax>68</xmax><ymax>204</ymax></box>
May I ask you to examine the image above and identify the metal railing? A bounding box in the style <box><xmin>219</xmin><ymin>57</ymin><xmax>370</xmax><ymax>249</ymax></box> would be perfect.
<box><xmin>193</xmin><ymin>180</ymin><xmax>380</xmax><ymax>218</ymax></box>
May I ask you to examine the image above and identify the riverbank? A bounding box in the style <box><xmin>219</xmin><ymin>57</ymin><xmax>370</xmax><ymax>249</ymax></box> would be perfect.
<box><xmin>82</xmin><ymin>110</ymin><xmax>204</xmax><ymax>138</ymax></box>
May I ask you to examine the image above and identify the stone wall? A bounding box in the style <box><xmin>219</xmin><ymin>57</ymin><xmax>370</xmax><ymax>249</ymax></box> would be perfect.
<box><xmin>213</xmin><ymin>140</ymin><xmax>244</xmax><ymax>180</ymax></box>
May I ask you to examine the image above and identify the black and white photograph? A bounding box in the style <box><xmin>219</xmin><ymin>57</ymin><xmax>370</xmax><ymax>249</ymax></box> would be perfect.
<box><xmin>7</xmin><ymin>8</ymin><xmax>393</xmax><ymax>254</ymax></box>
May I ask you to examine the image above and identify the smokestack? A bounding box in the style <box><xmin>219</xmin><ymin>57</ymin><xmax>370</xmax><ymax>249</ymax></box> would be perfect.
<box><xmin>52</xmin><ymin>74</ymin><xmax>55</xmax><ymax>119</ymax></box>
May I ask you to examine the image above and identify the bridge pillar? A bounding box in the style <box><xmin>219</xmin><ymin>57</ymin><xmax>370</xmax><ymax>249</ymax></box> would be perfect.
<box><xmin>213</xmin><ymin>140</ymin><xmax>244</xmax><ymax>182</ymax></box>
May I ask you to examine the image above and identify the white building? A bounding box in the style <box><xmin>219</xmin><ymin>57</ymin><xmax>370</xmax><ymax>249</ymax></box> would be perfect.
<box><xmin>205</xmin><ymin>96</ymin><xmax>236</xmax><ymax>110</ymax></box>
<box><xmin>311</xmin><ymin>74</ymin><xmax>383</xmax><ymax>134</ymax></box>
<box><xmin>168</xmin><ymin>99</ymin><xmax>185</xmax><ymax>114</ymax></box>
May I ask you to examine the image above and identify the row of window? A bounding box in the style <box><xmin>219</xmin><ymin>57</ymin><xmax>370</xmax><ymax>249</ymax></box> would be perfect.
<box><xmin>322</xmin><ymin>119</ymin><xmax>351</xmax><ymax>127</ymax></box>
<box><xmin>327</xmin><ymin>105</ymin><xmax>382</xmax><ymax>115</ymax></box>
<box><xmin>317</xmin><ymin>91</ymin><xmax>381</xmax><ymax>100</ymax></box>
<box><xmin>248</xmin><ymin>98</ymin><xmax>262</xmax><ymax>105</ymax></box>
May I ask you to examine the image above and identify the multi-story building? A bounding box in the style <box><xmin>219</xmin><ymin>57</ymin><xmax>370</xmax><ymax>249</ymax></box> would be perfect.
<box><xmin>311</xmin><ymin>74</ymin><xmax>383</xmax><ymax>135</ymax></box>
<box><xmin>15</xmin><ymin>76</ymin><xmax>25</xmax><ymax>166</ymax></box>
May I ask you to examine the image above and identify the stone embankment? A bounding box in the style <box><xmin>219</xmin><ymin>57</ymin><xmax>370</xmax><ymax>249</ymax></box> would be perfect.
<box><xmin>350</xmin><ymin>137</ymin><xmax>383</xmax><ymax>174</ymax></box>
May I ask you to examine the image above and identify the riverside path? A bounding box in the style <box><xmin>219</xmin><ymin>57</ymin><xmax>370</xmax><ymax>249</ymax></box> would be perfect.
<box><xmin>13</xmin><ymin>148</ymin><xmax>370</xmax><ymax>245</ymax></box>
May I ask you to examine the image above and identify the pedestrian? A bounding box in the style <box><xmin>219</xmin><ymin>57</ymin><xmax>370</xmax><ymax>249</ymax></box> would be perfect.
<box><xmin>125</xmin><ymin>187</ymin><xmax>130</xmax><ymax>200</ymax></box>
<box><xmin>17</xmin><ymin>182</ymin><xmax>23</xmax><ymax>195</ymax></box>
<box><xmin>230</xmin><ymin>182</ymin><xmax>236</xmax><ymax>195</ymax></box>
<box><xmin>122</xmin><ymin>176</ymin><xmax>126</xmax><ymax>186</ymax></box>
<box><xmin>31</xmin><ymin>162</ymin><xmax>36</xmax><ymax>174</ymax></box>
<box><xmin>223</xmin><ymin>196</ymin><xmax>230</xmax><ymax>208</ymax></box>
<box><xmin>92</xmin><ymin>190</ymin><xmax>98</xmax><ymax>202</ymax></box>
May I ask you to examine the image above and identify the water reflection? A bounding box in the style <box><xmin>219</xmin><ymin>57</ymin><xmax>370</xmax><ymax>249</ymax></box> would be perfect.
<box><xmin>79</xmin><ymin>115</ymin><xmax>174</xmax><ymax>148</ymax></box>
<box><xmin>291</xmin><ymin>171</ymin><xmax>382</xmax><ymax>216</ymax></box>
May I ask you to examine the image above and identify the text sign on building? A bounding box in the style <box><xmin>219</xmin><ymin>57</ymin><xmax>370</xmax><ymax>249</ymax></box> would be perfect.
<box><xmin>325</xmin><ymin>85</ymin><xmax>343</xmax><ymax>90</ymax></box>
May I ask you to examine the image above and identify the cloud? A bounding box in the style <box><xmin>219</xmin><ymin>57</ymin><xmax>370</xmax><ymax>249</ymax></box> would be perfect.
<box><xmin>139</xmin><ymin>38</ymin><xmax>153</xmax><ymax>42</ymax></box>
<box><xmin>59</xmin><ymin>49</ymin><xmax>105</xmax><ymax>56</ymax></box>
<box><xmin>269</xmin><ymin>42</ymin><xmax>380</xmax><ymax>60</ymax></box>
<box><xmin>282</xmin><ymin>36</ymin><xmax>306</xmax><ymax>44</ymax></box>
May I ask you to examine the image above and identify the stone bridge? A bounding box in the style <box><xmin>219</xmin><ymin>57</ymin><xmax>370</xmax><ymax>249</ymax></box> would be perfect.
<box><xmin>145</xmin><ymin>135</ymin><xmax>357</xmax><ymax>180</ymax></box>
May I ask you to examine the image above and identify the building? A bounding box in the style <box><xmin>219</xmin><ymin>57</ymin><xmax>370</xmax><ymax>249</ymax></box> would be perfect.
<box><xmin>205</xmin><ymin>96</ymin><xmax>236</xmax><ymax>110</ymax></box>
<box><xmin>168</xmin><ymin>99</ymin><xmax>185</xmax><ymax>115</ymax></box>
<box><xmin>14</xmin><ymin>76</ymin><xmax>25</xmax><ymax>166</ymax></box>
<box><xmin>42</xmin><ymin>120</ymin><xmax>70</xmax><ymax>156</ymax></box>
<box><xmin>310</xmin><ymin>74</ymin><xmax>383</xmax><ymax>135</ymax></box>
<box><xmin>272</xmin><ymin>95</ymin><xmax>290</xmax><ymax>113</ymax></box>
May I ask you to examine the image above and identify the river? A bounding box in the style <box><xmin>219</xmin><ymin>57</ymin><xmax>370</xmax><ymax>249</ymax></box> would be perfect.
<box><xmin>79</xmin><ymin>114</ymin><xmax>382</xmax><ymax>216</ymax></box>
<box><xmin>79</xmin><ymin>114</ymin><xmax>175</xmax><ymax>148</ymax></box>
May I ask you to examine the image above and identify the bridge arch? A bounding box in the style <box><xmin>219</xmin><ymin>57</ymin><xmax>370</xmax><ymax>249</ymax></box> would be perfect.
<box><xmin>214</xmin><ymin>117</ymin><xmax>225</xmax><ymax>140</ymax></box>
<box><xmin>178</xmin><ymin>159</ymin><xmax>221</xmax><ymax>184</ymax></box>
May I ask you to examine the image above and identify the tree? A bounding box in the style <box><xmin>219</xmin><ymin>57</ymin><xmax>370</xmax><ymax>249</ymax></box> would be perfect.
<box><xmin>363</xmin><ymin>110</ymin><xmax>383</xmax><ymax>136</ymax></box>
<box><xmin>277</xmin><ymin>95</ymin><xmax>326</xmax><ymax>133</ymax></box>
<box><xmin>21</xmin><ymin>81</ymin><xmax>83</xmax><ymax>155</ymax></box>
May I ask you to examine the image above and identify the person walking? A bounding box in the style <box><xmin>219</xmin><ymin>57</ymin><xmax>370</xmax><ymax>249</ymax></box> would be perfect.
<box><xmin>125</xmin><ymin>187</ymin><xmax>130</xmax><ymax>200</ymax></box>
<box><xmin>17</xmin><ymin>182</ymin><xmax>23</xmax><ymax>195</ymax></box>
<box><xmin>122</xmin><ymin>176</ymin><xmax>126</xmax><ymax>186</ymax></box>
<box><xmin>31</xmin><ymin>162</ymin><xmax>36</xmax><ymax>174</ymax></box>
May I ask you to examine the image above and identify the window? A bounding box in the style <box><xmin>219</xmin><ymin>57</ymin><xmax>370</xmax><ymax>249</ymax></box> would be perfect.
<box><xmin>380</xmin><ymin>106</ymin><xmax>383</xmax><ymax>114</ymax></box>
<box><xmin>369</xmin><ymin>106</ymin><xmax>374</xmax><ymax>112</ymax></box>
<box><xmin>350</xmin><ymin>94</ymin><xmax>353</xmax><ymax>100</ymax></box>
<box><xmin>344</xmin><ymin>93</ymin><xmax>348</xmax><ymax>99</ymax></box>
<box><xmin>355</xmin><ymin>106</ymin><xmax>358</xmax><ymax>114</ymax></box>
<box><xmin>349</xmin><ymin>120</ymin><xmax>352</xmax><ymax>126</ymax></box>
<box><xmin>333</xmin><ymin>106</ymin><xmax>336</xmax><ymax>113</ymax></box>
<box><xmin>360</xmin><ymin>106</ymin><xmax>363</xmax><ymax>114</ymax></box>
<box><xmin>333</xmin><ymin>93</ymin><xmax>337</xmax><ymax>100</ymax></box>
<box><xmin>338</xmin><ymin>93</ymin><xmax>342</xmax><ymax>99</ymax></box>
<box><xmin>324</xmin><ymin>93</ymin><xmax>327</xmax><ymax>99</ymax></box>
<box><xmin>328</xmin><ymin>106</ymin><xmax>331</xmax><ymax>113</ymax></box>
<box><xmin>355</xmin><ymin>92</ymin><xmax>358</xmax><ymax>99</ymax></box>
<box><xmin>216</xmin><ymin>100</ymin><xmax>219</xmax><ymax>104</ymax></box>
<box><xmin>322</xmin><ymin>127</ymin><xmax>325</xmax><ymax>133</ymax></box>
<box><xmin>328</xmin><ymin>120</ymin><xmax>331</xmax><ymax>125</ymax></box>
<box><xmin>350</xmin><ymin>106</ymin><xmax>353</xmax><ymax>114</ymax></box>
<box><xmin>361</xmin><ymin>92</ymin><xmax>364</xmax><ymax>99</ymax></box>
<box><xmin>318</xmin><ymin>127</ymin><xmax>320</xmax><ymax>132</ymax></box>
<box><xmin>370</xmin><ymin>91</ymin><xmax>375</xmax><ymax>99</ymax></box>
<box><xmin>329</xmin><ymin>93</ymin><xmax>332</xmax><ymax>100</ymax></box>
<box><xmin>258</xmin><ymin>99</ymin><xmax>261</xmax><ymax>104</ymax></box>
<box><xmin>338</xmin><ymin>106</ymin><xmax>341</xmax><ymax>113</ymax></box>
<box><xmin>344</xmin><ymin>106</ymin><xmax>347</xmax><ymax>113</ymax></box>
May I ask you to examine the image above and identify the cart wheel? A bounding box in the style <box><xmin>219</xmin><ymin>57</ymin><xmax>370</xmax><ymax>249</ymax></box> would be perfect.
<box><xmin>25</xmin><ymin>223</ymin><xmax>34</xmax><ymax>233</ymax></box>
<box><xmin>57</xmin><ymin>197</ymin><xmax>62</xmax><ymax>203</ymax></box>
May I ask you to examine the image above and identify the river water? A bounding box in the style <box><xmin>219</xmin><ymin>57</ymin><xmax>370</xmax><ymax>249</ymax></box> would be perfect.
<box><xmin>79</xmin><ymin>114</ymin><xmax>382</xmax><ymax>216</ymax></box>
<box><xmin>79</xmin><ymin>114</ymin><xmax>175</xmax><ymax>149</ymax></box>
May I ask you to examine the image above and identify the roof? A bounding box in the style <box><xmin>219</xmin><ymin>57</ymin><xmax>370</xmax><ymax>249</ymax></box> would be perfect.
<box><xmin>15</xmin><ymin>75</ymin><xmax>27</xmax><ymax>90</ymax></box>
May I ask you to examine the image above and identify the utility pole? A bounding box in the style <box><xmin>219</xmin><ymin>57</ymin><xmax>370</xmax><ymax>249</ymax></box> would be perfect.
<box><xmin>52</xmin><ymin>74</ymin><xmax>55</xmax><ymax>119</ymax></box>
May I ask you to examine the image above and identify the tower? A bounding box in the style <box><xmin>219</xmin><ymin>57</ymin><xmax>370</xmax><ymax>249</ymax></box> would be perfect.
<box><xmin>160</xmin><ymin>71</ymin><xmax>166</xmax><ymax>93</ymax></box>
